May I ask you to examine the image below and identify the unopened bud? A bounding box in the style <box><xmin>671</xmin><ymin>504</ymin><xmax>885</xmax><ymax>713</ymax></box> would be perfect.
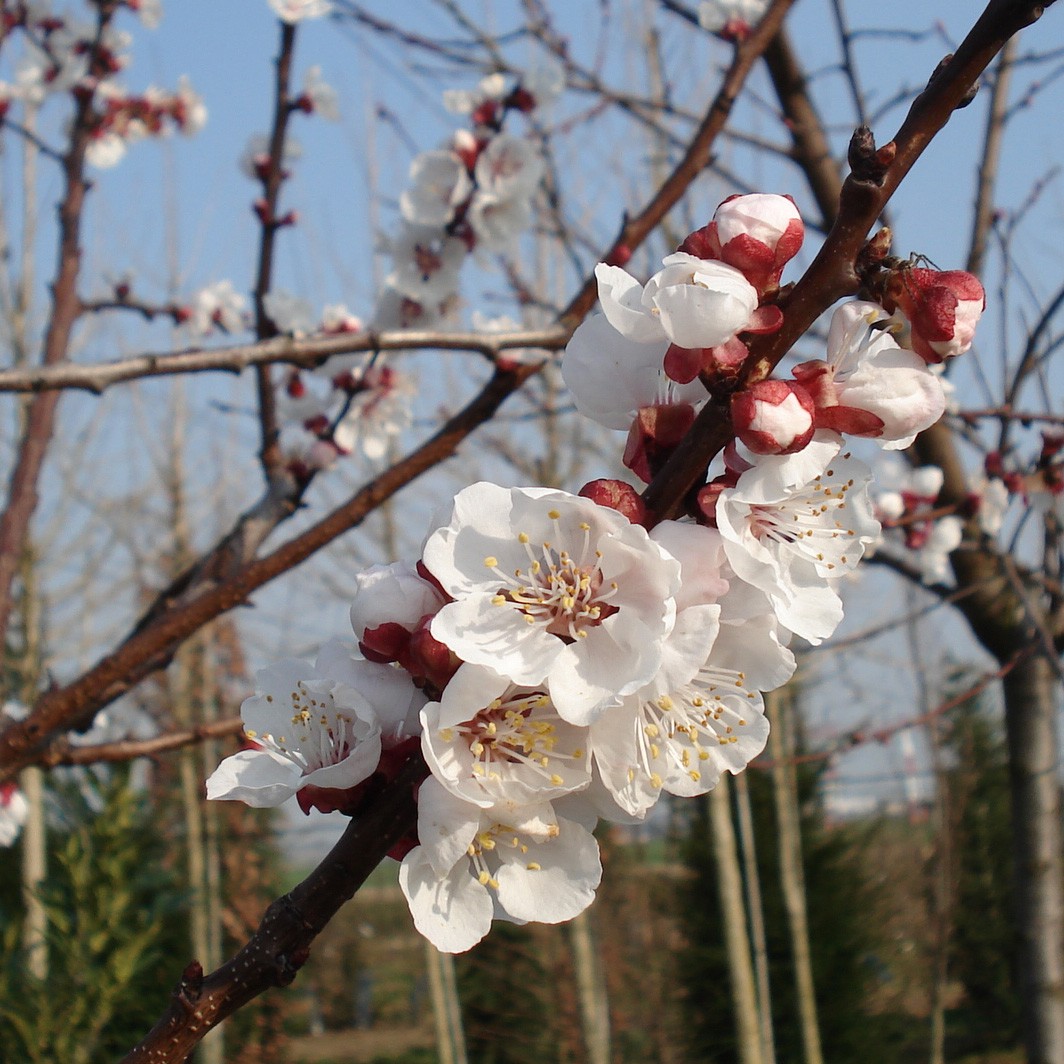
<box><xmin>885</xmin><ymin>267</ymin><xmax>985</xmax><ymax>363</ymax></box>
<box><xmin>578</xmin><ymin>479</ymin><xmax>648</xmax><ymax>525</ymax></box>
<box><xmin>731</xmin><ymin>379</ymin><xmax>816</xmax><ymax>455</ymax></box>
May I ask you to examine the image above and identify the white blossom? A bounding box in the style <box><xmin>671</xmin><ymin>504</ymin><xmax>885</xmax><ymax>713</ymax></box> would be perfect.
<box><xmin>268</xmin><ymin>0</ymin><xmax>333</xmax><ymax>22</ymax></box>
<box><xmin>716</xmin><ymin>444</ymin><xmax>880</xmax><ymax>643</ymax></box>
<box><xmin>562</xmin><ymin>313</ymin><xmax>707</xmax><ymax>430</ymax></box>
<box><xmin>187</xmin><ymin>280</ymin><xmax>248</xmax><ymax>335</ymax></box>
<box><xmin>423</xmin><ymin>483</ymin><xmax>682</xmax><ymax>725</ymax></box>
<box><xmin>422</xmin><ymin>663</ymin><xmax>592</xmax><ymax>809</ymax></box>
<box><xmin>595</xmin><ymin>254</ymin><xmax>758</xmax><ymax>349</ymax></box>
<box><xmin>399</xmin><ymin>778</ymin><xmax>601</xmax><ymax>952</ymax></box>
<box><xmin>263</xmin><ymin>289</ymin><xmax>316</xmax><ymax>336</ymax></box>
<box><xmin>206</xmin><ymin>642</ymin><xmax>422</xmax><ymax>808</ymax></box>
<box><xmin>400</xmin><ymin>150</ymin><xmax>473</xmax><ymax>228</ymax></box>
<box><xmin>301</xmin><ymin>65</ymin><xmax>339</xmax><ymax>120</ymax></box>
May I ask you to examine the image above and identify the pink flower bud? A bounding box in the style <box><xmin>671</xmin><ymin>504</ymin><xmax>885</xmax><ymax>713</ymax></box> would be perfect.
<box><xmin>623</xmin><ymin>403</ymin><xmax>696</xmax><ymax>483</ymax></box>
<box><xmin>885</xmin><ymin>268</ymin><xmax>985</xmax><ymax>364</ymax></box>
<box><xmin>678</xmin><ymin>196</ymin><xmax>803</xmax><ymax>296</ymax></box>
<box><xmin>730</xmin><ymin>379</ymin><xmax>816</xmax><ymax>455</ymax></box>
<box><xmin>712</xmin><ymin>193</ymin><xmax>804</xmax><ymax>295</ymax></box>
<box><xmin>578</xmin><ymin>479</ymin><xmax>648</xmax><ymax>525</ymax></box>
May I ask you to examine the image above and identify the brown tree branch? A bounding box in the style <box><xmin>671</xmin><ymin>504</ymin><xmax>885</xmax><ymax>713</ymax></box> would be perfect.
<box><xmin>119</xmin><ymin>750</ymin><xmax>428</xmax><ymax>1064</ymax></box>
<box><xmin>0</xmin><ymin>325</ymin><xmax>571</xmax><ymax>394</ymax></box>
<box><xmin>251</xmin><ymin>21</ymin><xmax>298</xmax><ymax>477</ymax></box>
<box><xmin>39</xmin><ymin>717</ymin><xmax>244</xmax><ymax>768</ymax></box>
<box><xmin>0</xmin><ymin>2</ymin><xmax>120</xmax><ymax>656</ymax></box>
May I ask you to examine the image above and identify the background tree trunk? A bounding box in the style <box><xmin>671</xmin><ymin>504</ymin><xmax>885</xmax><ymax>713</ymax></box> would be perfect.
<box><xmin>768</xmin><ymin>689</ymin><xmax>824</xmax><ymax>1064</ymax></box>
<box><xmin>711</xmin><ymin>778</ymin><xmax>764</xmax><ymax>1064</ymax></box>
<box><xmin>1003</xmin><ymin>655</ymin><xmax>1064</xmax><ymax>1064</ymax></box>
<box><xmin>569</xmin><ymin>909</ymin><xmax>612</xmax><ymax>1064</ymax></box>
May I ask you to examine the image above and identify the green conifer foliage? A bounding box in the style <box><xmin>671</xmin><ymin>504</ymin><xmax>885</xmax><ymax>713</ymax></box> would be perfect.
<box><xmin>944</xmin><ymin>688</ymin><xmax>1021</xmax><ymax>1054</ymax></box>
<box><xmin>0</xmin><ymin>766</ymin><xmax>188</xmax><ymax>1063</ymax></box>
<box><xmin>456</xmin><ymin>921</ymin><xmax>559</xmax><ymax>1064</ymax></box>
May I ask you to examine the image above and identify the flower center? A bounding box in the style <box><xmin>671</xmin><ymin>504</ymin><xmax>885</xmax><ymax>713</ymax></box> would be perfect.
<box><xmin>465</xmin><ymin>823</ymin><xmax>548</xmax><ymax>890</ymax></box>
<box><xmin>634</xmin><ymin>666</ymin><xmax>760</xmax><ymax>789</ymax></box>
<box><xmin>246</xmin><ymin>680</ymin><xmax>356</xmax><ymax>775</ymax></box>
<box><xmin>484</xmin><ymin>510</ymin><xmax>619</xmax><ymax>641</ymax></box>
<box><xmin>443</xmin><ymin>691</ymin><xmax>584</xmax><ymax>787</ymax></box>
<box><xmin>748</xmin><ymin>466</ymin><xmax>861</xmax><ymax>571</ymax></box>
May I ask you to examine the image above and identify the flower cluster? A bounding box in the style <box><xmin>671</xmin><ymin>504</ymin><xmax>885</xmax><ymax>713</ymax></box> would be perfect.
<box><xmin>0</xmin><ymin>2</ymin><xmax>204</xmax><ymax>168</ymax></box>
<box><xmin>376</xmin><ymin>66</ymin><xmax>559</xmax><ymax>332</ymax></box>
<box><xmin>254</xmin><ymin>67</ymin><xmax>555</xmax><ymax>477</ymax></box>
<box><xmin>208</xmin><ymin>193</ymin><xmax>984</xmax><ymax>953</ymax></box>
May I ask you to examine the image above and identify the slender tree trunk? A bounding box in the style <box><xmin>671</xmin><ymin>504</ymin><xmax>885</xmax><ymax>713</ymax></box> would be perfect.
<box><xmin>18</xmin><ymin>549</ymin><xmax>47</xmax><ymax>981</ymax></box>
<box><xmin>20</xmin><ymin>765</ymin><xmax>47</xmax><ymax>980</ymax></box>
<box><xmin>710</xmin><ymin>778</ymin><xmax>764</xmax><ymax>1064</ymax></box>
<box><xmin>425</xmin><ymin>940</ymin><xmax>455</xmax><ymax>1064</ymax></box>
<box><xmin>1003</xmin><ymin>655</ymin><xmax>1064</xmax><ymax>1064</ymax></box>
<box><xmin>425</xmin><ymin>942</ymin><xmax>467</xmax><ymax>1064</ymax></box>
<box><xmin>569</xmin><ymin>909</ymin><xmax>612</xmax><ymax>1064</ymax></box>
<box><xmin>734</xmin><ymin>771</ymin><xmax>777</xmax><ymax>1064</ymax></box>
<box><xmin>439</xmin><ymin>948</ymin><xmax>468</xmax><ymax>1064</ymax></box>
<box><xmin>927</xmin><ymin>709</ymin><xmax>951</xmax><ymax>1064</ymax></box>
<box><xmin>767</xmin><ymin>690</ymin><xmax>824</xmax><ymax>1064</ymax></box>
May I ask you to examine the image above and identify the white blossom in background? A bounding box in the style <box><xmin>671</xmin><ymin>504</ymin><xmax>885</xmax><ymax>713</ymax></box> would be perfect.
<box><xmin>186</xmin><ymin>280</ymin><xmax>248</xmax><ymax>335</ymax></box>
<box><xmin>268</xmin><ymin>0</ymin><xmax>334</xmax><ymax>22</ymax></box>
<box><xmin>442</xmin><ymin>72</ymin><xmax>508</xmax><ymax>116</ymax></box>
<box><xmin>333</xmin><ymin>364</ymin><xmax>415</xmax><ymax>460</ymax></box>
<box><xmin>401</xmin><ymin>150</ymin><xmax>473</xmax><ymax>228</ymax></box>
<box><xmin>299</xmin><ymin>65</ymin><xmax>339</xmax><ymax>120</ymax></box>
<box><xmin>473</xmin><ymin>134</ymin><xmax>544</xmax><ymax>202</ymax></box>
<box><xmin>972</xmin><ymin>475</ymin><xmax>1010</xmax><ymax>537</ymax></box>
<box><xmin>173</xmin><ymin>75</ymin><xmax>208</xmax><ymax>135</ymax></box>
<box><xmin>0</xmin><ymin>785</ymin><xmax>28</xmax><ymax>848</ymax></box>
<box><xmin>263</xmin><ymin>289</ymin><xmax>316</xmax><ymax>336</ymax></box>
<box><xmin>130</xmin><ymin>0</ymin><xmax>164</xmax><ymax>29</ymax></box>
<box><xmin>386</xmin><ymin>227</ymin><xmax>467</xmax><ymax>304</ymax></box>
<box><xmin>873</xmin><ymin>463</ymin><xmax>964</xmax><ymax>585</ymax></box>
<box><xmin>240</xmin><ymin>132</ymin><xmax>303</xmax><ymax>180</ymax></box>
<box><xmin>320</xmin><ymin>303</ymin><xmax>364</xmax><ymax>334</ymax></box>
<box><xmin>467</xmin><ymin>193</ymin><xmax>532</xmax><ymax>253</ymax></box>
<box><xmin>699</xmin><ymin>0</ymin><xmax>769</xmax><ymax>34</ymax></box>
<box><xmin>85</xmin><ymin>129</ymin><xmax>128</xmax><ymax>169</ymax></box>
